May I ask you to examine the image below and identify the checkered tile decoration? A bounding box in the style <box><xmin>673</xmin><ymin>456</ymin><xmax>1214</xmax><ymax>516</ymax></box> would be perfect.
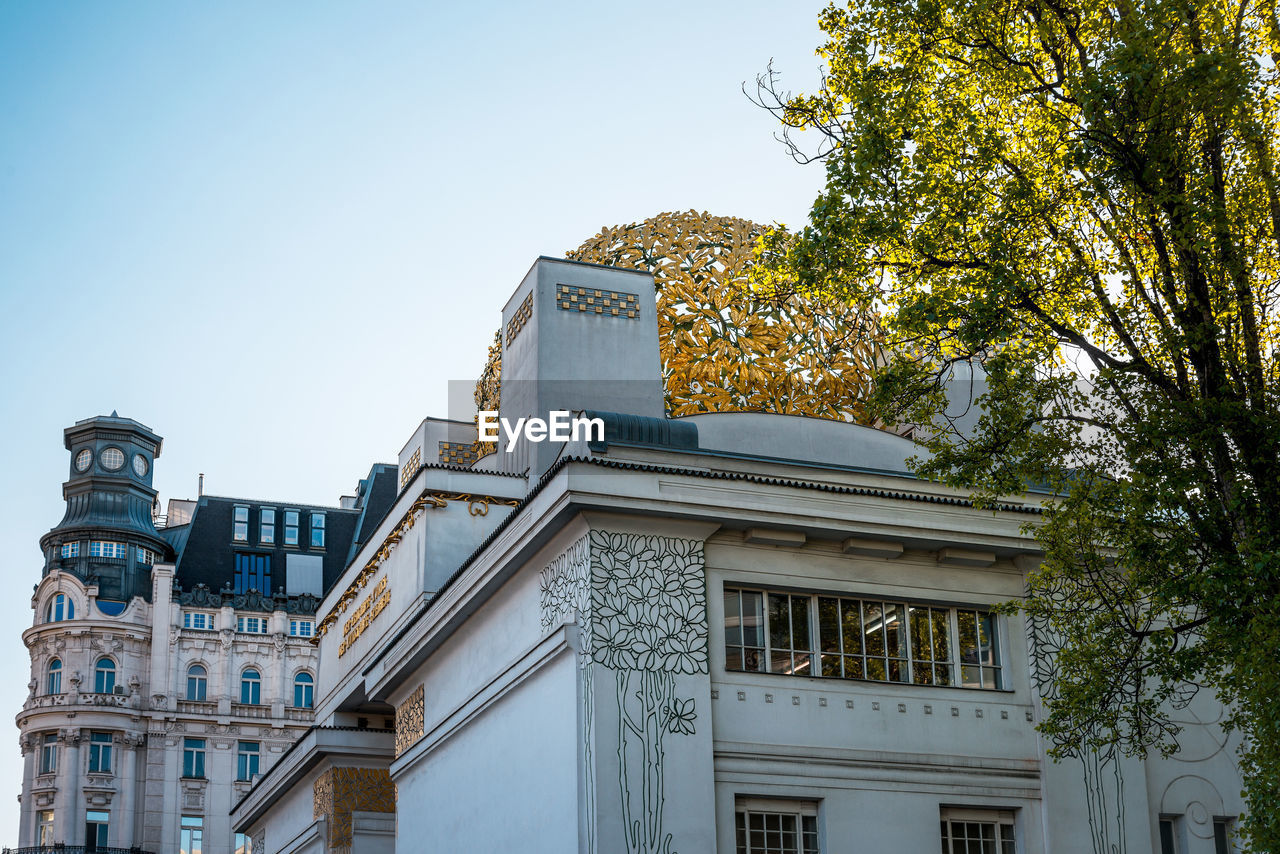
<box><xmin>506</xmin><ymin>291</ymin><xmax>534</xmax><ymax>344</ymax></box>
<box><xmin>556</xmin><ymin>284</ymin><xmax>640</xmax><ymax>318</ymax></box>
<box><xmin>439</xmin><ymin>441</ymin><xmax>479</xmax><ymax>466</ymax></box>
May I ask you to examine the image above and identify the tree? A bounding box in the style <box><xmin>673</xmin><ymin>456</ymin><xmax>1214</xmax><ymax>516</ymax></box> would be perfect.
<box><xmin>754</xmin><ymin>0</ymin><xmax>1280</xmax><ymax>846</ymax></box>
<box><xmin>474</xmin><ymin>210</ymin><xmax>882</xmax><ymax>429</ymax></box>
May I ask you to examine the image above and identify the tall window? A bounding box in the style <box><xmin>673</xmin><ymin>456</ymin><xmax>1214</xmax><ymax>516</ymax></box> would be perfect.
<box><xmin>941</xmin><ymin>808</ymin><xmax>1016</xmax><ymax>854</ymax></box>
<box><xmin>47</xmin><ymin>659</ymin><xmax>62</xmax><ymax>694</ymax></box>
<box><xmin>39</xmin><ymin>733</ymin><xmax>57</xmax><ymax>774</ymax></box>
<box><xmin>283</xmin><ymin>510</ymin><xmax>300</xmax><ymax>546</ymax></box>
<box><xmin>294</xmin><ymin>672</ymin><xmax>314</xmax><ymax>708</ymax></box>
<box><xmin>234</xmin><ymin>553</ymin><xmax>272</xmax><ymax>594</ymax></box>
<box><xmin>1214</xmin><ymin>818</ymin><xmax>1239</xmax><ymax>854</ymax></box>
<box><xmin>88</xmin><ymin>731</ymin><xmax>112</xmax><ymax>773</ymax></box>
<box><xmin>47</xmin><ymin>593</ymin><xmax>74</xmax><ymax>622</ymax></box>
<box><xmin>186</xmin><ymin>664</ymin><xmax>208</xmax><ymax>701</ymax></box>
<box><xmin>289</xmin><ymin>619</ymin><xmax>314</xmax><ymax>638</ymax></box>
<box><xmin>60</xmin><ymin>542</ymin><xmax>79</xmax><ymax>558</ymax></box>
<box><xmin>736</xmin><ymin>799</ymin><xmax>820</xmax><ymax>854</ymax></box>
<box><xmin>37</xmin><ymin>810</ymin><xmax>54</xmax><ymax>845</ymax></box>
<box><xmin>310</xmin><ymin>512</ymin><xmax>325</xmax><ymax>547</ymax></box>
<box><xmin>240</xmin><ymin>668</ymin><xmax>262</xmax><ymax>705</ymax></box>
<box><xmin>260</xmin><ymin>507</ymin><xmax>275</xmax><ymax>544</ymax></box>
<box><xmin>180</xmin><ymin>815</ymin><xmax>204</xmax><ymax>854</ymax></box>
<box><xmin>236</xmin><ymin>741</ymin><xmax>260</xmax><ymax>780</ymax></box>
<box><xmin>233</xmin><ymin>505</ymin><xmax>249</xmax><ymax>541</ymax></box>
<box><xmin>234</xmin><ymin>832</ymin><xmax>252</xmax><ymax>854</ymax></box>
<box><xmin>182</xmin><ymin>738</ymin><xmax>206</xmax><ymax>778</ymax></box>
<box><xmin>85</xmin><ymin>809</ymin><xmax>109</xmax><ymax>850</ymax></box>
<box><xmin>724</xmin><ymin>587</ymin><xmax>1003</xmax><ymax>689</ymax></box>
<box><xmin>94</xmin><ymin>658</ymin><xmax>116</xmax><ymax>694</ymax></box>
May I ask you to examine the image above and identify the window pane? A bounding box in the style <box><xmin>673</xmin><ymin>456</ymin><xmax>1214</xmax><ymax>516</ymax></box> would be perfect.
<box><xmin>741</xmin><ymin>591</ymin><xmax>764</xmax><ymax>648</ymax></box>
<box><xmin>724</xmin><ymin>590</ymin><xmax>743</xmax><ymax>648</ymax></box>
<box><xmin>863</xmin><ymin>602</ymin><xmax>885</xmax><ymax>656</ymax></box>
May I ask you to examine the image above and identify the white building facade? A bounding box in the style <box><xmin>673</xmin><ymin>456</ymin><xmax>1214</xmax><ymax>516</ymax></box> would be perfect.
<box><xmin>230</xmin><ymin>258</ymin><xmax>1248</xmax><ymax>854</ymax></box>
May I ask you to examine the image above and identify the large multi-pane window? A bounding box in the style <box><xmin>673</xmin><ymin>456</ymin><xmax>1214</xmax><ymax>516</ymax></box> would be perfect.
<box><xmin>39</xmin><ymin>734</ymin><xmax>57</xmax><ymax>774</ymax></box>
<box><xmin>46</xmin><ymin>659</ymin><xmax>62</xmax><ymax>695</ymax></box>
<box><xmin>60</xmin><ymin>542</ymin><xmax>79</xmax><ymax>558</ymax></box>
<box><xmin>283</xmin><ymin>510</ymin><xmax>300</xmax><ymax>546</ymax></box>
<box><xmin>181</xmin><ymin>815</ymin><xmax>204</xmax><ymax>854</ymax></box>
<box><xmin>136</xmin><ymin>546</ymin><xmax>156</xmax><ymax>566</ymax></box>
<box><xmin>735</xmin><ymin>800</ymin><xmax>820</xmax><ymax>854</ymax></box>
<box><xmin>310</xmin><ymin>512</ymin><xmax>325</xmax><ymax>547</ymax></box>
<box><xmin>186</xmin><ymin>664</ymin><xmax>208</xmax><ymax>701</ymax></box>
<box><xmin>238</xmin><ymin>615</ymin><xmax>268</xmax><ymax>634</ymax></box>
<box><xmin>240</xmin><ymin>668</ymin><xmax>262</xmax><ymax>704</ymax></box>
<box><xmin>182</xmin><ymin>738</ymin><xmax>206</xmax><ymax>778</ymax></box>
<box><xmin>88</xmin><ymin>731</ymin><xmax>112</xmax><ymax>773</ymax></box>
<box><xmin>89</xmin><ymin>540</ymin><xmax>127</xmax><ymax>559</ymax></box>
<box><xmin>233</xmin><ymin>505</ymin><xmax>250</xmax><ymax>542</ymax></box>
<box><xmin>294</xmin><ymin>672</ymin><xmax>314</xmax><ymax>708</ymax></box>
<box><xmin>234</xmin><ymin>553</ymin><xmax>271</xmax><ymax>594</ymax></box>
<box><xmin>724</xmin><ymin>587</ymin><xmax>1003</xmax><ymax>689</ymax></box>
<box><xmin>289</xmin><ymin>619</ymin><xmax>314</xmax><ymax>638</ymax></box>
<box><xmin>260</xmin><ymin>507</ymin><xmax>275</xmax><ymax>544</ymax></box>
<box><xmin>184</xmin><ymin>611</ymin><xmax>213</xmax><ymax>630</ymax></box>
<box><xmin>94</xmin><ymin>658</ymin><xmax>116</xmax><ymax>694</ymax></box>
<box><xmin>941</xmin><ymin>808</ymin><xmax>1016</xmax><ymax>854</ymax></box>
<box><xmin>237</xmin><ymin>741</ymin><xmax>260</xmax><ymax>780</ymax></box>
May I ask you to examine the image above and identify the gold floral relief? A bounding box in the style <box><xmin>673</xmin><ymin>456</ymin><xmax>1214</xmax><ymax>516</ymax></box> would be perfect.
<box><xmin>395</xmin><ymin>684</ymin><xmax>425</xmax><ymax>758</ymax></box>
<box><xmin>313</xmin><ymin>766</ymin><xmax>396</xmax><ymax>849</ymax></box>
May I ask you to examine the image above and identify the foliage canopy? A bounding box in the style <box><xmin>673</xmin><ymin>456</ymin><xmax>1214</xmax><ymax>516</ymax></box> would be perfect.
<box><xmin>756</xmin><ymin>0</ymin><xmax>1280</xmax><ymax>845</ymax></box>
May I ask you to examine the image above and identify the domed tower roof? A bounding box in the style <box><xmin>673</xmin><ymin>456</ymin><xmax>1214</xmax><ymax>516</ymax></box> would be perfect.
<box><xmin>39</xmin><ymin>413</ymin><xmax>170</xmax><ymax>603</ymax></box>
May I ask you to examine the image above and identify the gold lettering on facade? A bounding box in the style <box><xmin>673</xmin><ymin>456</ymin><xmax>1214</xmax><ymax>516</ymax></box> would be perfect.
<box><xmin>338</xmin><ymin>576</ymin><xmax>390</xmax><ymax>657</ymax></box>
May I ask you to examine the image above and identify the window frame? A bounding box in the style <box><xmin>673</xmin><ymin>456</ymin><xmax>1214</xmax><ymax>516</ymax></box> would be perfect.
<box><xmin>60</xmin><ymin>541</ymin><xmax>79</xmax><ymax>559</ymax></box>
<box><xmin>39</xmin><ymin>733</ymin><xmax>57</xmax><ymax>775</ymax></box>
<box><xmin>181</xmin><ymin>814</ymin><xmax>204</xmax><ymax>854</ymax></box>
<box><xmin>237</xmin><ymin>615</ymin><xmax>269</xmax><ymax>634</ymax></box>
<box><xmin>47</xmin><ymin>593</ymin><xmax>74</xmax><ymax>622</ymax></box>
<box><xmin>37</xmin><ymin>809</ymin><xmax>54</xmax><ymax>845</ymax></box>
<box><xmin>240</xmin><ymin>668</ymin><xmax>262</xmax><ymax>705</ymax></box>
<box><xmin>186</xmin><ymin>664</ymin><xmax>208</xmax><ymax>701</ymax></box>
<box><xmin>236</xmin><ymin>740</ymin><xmax>261</xmax><ymax>781</ymax></box>
<box><xmin>310</xmin><ymin>512</ymin><xmax>326</xmax><ymax>548</ymax></box>
<box><xmin>289</xmin><ymin>618</ymin><xmax>314</xmax><ymax>638</ymax></box>
<box><xmin>293</xmin><ymin>671</ymin><xmax>315</xmax><ymax>709</ymax></box>
<box><xmin>233</xmin><ymin>505</ymin><xmax>250</xmax><ymax>542</ymax></box>
<box><xmin>136</xmin><ymin>546</ymin><xmax>156</xmax><ymax>566</ymax></box>
<box><xmin>283</xmin><ymin>510</ymin><xmax>300</xmax><ymax>546</ymax></box>
<box><xmin>89</xmin><ymin>540</ymin><xmax>127</xmax><ymax>559</ymax></box>
<box><xmin>184</xmin><ymin>611</ymin><xmax>215</xmax><ymax>631</ymax></box>
<box><xmin>182</xmin><ymin>738</ymin><xmax>206</xmax><ymax>779</ymax></box>
<box><xmin>259</xmin><ymin>507</ymin><xmax>276</xmax><ymax>544</ymax></box>
<box><xmin>940</xmin><ymin>807</ymin><xmax>1017</xmax><ymax>854</ymax></box>
<box><xmin>723</xmin><ymin>584</ymin><xmax>1004</xmax><ymax>690</ymax></box>
<box><xmin>46</xmin><ymin>658</ymin><xmax>62</xmax><ymax>695</ymax></box>
<box><xmin>85</xmin><ymin>809</ymin><xmax>110</xmax><ymax>848</ymax></box>
<box><xmin>93</xmin><ymin>657</ymin><xmax>116</xmax><ymax>694</ymax></box>
<box><xmin>735</xmin><ymin>797</ymin><xmax>820</xmax><ymax>854</ymax></box>
<box><xmin>88</xmin><ymin>731</ymin><xmax>113</xmax><ymax>774</ymax></box>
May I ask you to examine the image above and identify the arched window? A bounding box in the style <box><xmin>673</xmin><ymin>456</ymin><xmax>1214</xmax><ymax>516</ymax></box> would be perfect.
<box><xmin>293</xmin><ymin>672</ymin><xmax>314</xmax><ymax>709</ymax></box>
<box><xmin>46</xmin><ymin>659</ymin><xmax>62</xmax><ymax>695</ymax></box>
<box><xmin>186</xmin><ymin>664</ymin><xmax>207</xmax><ymax>702</ymax></box>
<box><xmin>46</xmin><ymin>593</ymin><xmax>74</xmax><ymax>623</ymax></box>
<box><xmin>240</xmin><ymin>668</ymin><xmax>261</xmax><ymax>705</ymax></box>
<box><xmin>94</xmin><ymin>658</ymin><xmax>115</xmax><ymax>695</ymax></box>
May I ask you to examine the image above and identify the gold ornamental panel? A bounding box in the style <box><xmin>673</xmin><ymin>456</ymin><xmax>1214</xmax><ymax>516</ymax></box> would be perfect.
<box><xmin>313</xmin><ymin>766</ymin><xmax>396</xmax><ymax>849</ymax></box>
<box><xmin>394</xmin><ymin>684</ymin><xmax>425</xmax><ymax>758</ymax></box>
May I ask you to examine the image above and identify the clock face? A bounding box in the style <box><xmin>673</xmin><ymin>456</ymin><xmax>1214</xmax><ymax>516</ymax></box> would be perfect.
<box><xmin>101</xmin><ymin>447</ymin><xmax>124</xmax><ymax>471</ymax></box>
<box><xmin>75</xmin><ymin>449</ymin><xmax>92</xmax><ymax>472</ymax></box>
<box><xmin>133</xmin><ymin>454</ymin><xmax>149</xmax><ymax>477</ymax></box>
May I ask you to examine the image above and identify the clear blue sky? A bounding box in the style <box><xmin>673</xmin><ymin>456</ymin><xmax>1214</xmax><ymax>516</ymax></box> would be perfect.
<box><xmin>0</xmin><ymin>0</ymin><xmax>830</xmax><ymax>840</ymax></box>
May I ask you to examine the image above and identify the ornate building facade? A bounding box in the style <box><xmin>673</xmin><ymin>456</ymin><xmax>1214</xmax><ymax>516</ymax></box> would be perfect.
<box><xmin>16</xmin><ymin>414</ymin><xmax>396</xmax><ymax>853</ymax></box>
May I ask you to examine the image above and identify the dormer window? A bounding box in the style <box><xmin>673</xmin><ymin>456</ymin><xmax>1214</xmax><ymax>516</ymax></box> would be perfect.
<box><xmin>60</xmin><ymin>542</ymin><xmax>79</xmax><ymax>559</ymax></box>
<box><xmin>310</xmin><ymin>513</ymin><xmax>325</xmax><ymax>548</ymax></box>
<box><xmin>283</xmin><ymin>511</ymin><xmax>300</xmax><ymax>546</ymax></box>
<box><xmin>136</xmin><ymin>547</ymin><xmax>156</xmax><ymax>566</ymax></box>
<box><xmin>47</xmin><ymin>594</ymin><xmax>74</xmax><ymax>622</ymax></box>
<box><xmin>233</xmin><ymin>506</ymin><xmax>249</xmax><ymax>542</ymax></box>
<box><xmin>260</xmin><ymin>508</ymin><xmax>275</xmax><ymax>544</ymax></box>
